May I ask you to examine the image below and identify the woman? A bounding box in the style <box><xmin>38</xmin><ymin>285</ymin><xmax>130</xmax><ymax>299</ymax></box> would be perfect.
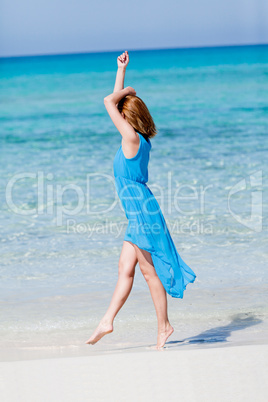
<box><xmin>86</xmin><ymin>51</ymin><xmax>196</xmax><ymax>349</ymax></box>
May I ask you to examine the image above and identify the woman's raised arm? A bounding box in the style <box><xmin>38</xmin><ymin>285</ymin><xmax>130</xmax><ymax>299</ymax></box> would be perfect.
<box><xmin>113</xmin><ymin>51</ymin><xmax>129</xmax><ymax>93</ymax></box>
<box><xmin>104</xmin><ymin>87</ymin><xmax>138</xmax><ymax>144</ymax></box>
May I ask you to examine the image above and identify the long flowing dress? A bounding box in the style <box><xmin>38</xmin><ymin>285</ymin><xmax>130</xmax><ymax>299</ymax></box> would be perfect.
<box><xmin>113</xmin><ymin>132</ymin><xmax>196</xmax><ymax>298</ymax></box>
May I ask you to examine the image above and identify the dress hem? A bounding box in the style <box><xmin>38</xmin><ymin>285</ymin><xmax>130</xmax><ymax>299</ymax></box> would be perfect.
<box><xmin>124</xmin><ymin>237</ymin><xmax>196</xmax><ymax>299</ymax></box>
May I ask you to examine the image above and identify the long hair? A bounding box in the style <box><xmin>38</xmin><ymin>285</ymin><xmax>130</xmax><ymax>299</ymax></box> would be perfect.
<box><xmin>117</xmin><ymin>95</ymin><xmax>157</xmax><ymax>140</ymax></box>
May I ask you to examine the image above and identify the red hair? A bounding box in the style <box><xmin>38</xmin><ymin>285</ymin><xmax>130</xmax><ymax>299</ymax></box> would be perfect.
<box><xmin>117</xmin><ymin>95</ymin><xmax>157</xmax><ymax>140</ymax></box>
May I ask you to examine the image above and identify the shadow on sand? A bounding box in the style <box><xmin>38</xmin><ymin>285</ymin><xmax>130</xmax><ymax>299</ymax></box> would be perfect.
<box><xmin>99</xmin><ymin>312</ymin><xmax>263</xmax><ymax>354</ymax></box>
<box><xmin>166</xmin><ymin>312</ymin><xmax>262</xmax><ymax>347</ymax></box>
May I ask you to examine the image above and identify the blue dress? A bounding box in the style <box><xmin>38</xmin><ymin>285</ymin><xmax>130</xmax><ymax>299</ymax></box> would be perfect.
<box><xmin>113</xmin><ymin>132</ymin><xmax>196</xmax><ymax>298</ymax></box>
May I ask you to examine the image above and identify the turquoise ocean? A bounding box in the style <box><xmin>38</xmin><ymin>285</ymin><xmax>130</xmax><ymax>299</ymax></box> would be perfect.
<box><xmin>0</xmin><ymin>45</ymin><xmax>267</xmax><ymax>360</ymax></box>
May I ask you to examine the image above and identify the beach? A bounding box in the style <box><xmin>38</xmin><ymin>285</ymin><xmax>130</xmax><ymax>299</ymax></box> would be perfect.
<box><xmin>0</xmin><ymin>45</ymin><xmax>267</xmax><ymax>400</ymax></box>
<box><xmin>1</xmin><ymin>343</ymin><xmax>268</xmax><ymax>401</ymax></box>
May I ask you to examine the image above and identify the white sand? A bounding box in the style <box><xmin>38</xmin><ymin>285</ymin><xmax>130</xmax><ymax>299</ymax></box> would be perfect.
<box><xmin>0</xmin><ymin>343</ymin><xmax>267</xmax><ymax>402</ymax></box>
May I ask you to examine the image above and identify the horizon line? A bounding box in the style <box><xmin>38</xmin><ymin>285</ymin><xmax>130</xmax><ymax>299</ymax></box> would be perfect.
<box><xmin>0</xmin><ymin>42</ymin><xmax>267</xmax><ymax>60</ymax></box>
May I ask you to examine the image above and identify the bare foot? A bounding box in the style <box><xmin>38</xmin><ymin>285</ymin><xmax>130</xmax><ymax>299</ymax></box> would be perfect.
<box><xmin>85</xmin><ymin>320</ymin><xmax>113</xmax><ymax>345</ymax></box>
<box><xmin>156</xmin><ymin>324</ymin><xmax>174</xmax><ymax>349</ymax></box>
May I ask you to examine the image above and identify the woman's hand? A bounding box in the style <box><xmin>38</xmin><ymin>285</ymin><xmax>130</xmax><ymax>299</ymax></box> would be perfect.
<box><xmin>117</xmin><ymin>51</ymin><xmax>129</xmax><ymax>69</ymax></box>
<box><xmin>125</xmin><ymin>86</ymin><xmax>136</xmax><ymax>96</ymax></box>
<box><xmin>104</xmin><ymin>87</ymin><xmax>136</xmax><ymax>105</ymax></box>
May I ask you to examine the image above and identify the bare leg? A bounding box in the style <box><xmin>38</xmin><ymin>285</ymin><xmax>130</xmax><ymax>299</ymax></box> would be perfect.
<box><xmin>127</xmin><ymin>241</ymin><xmax>174</xmax><ymax>349</ymax></box>
<box><xmin>85</xmin><ymin>241</ymin><xmax>138</xmax><ymax>345</ymax></box>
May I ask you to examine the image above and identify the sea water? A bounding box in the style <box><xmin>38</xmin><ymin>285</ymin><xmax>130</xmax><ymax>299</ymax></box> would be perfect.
<box><xmin>0</xmin><ymin>45</ymin><xmax>267</xmax><ymax>360</ymax></box>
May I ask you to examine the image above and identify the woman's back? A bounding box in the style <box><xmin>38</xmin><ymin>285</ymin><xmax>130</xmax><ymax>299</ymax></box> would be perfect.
<box><xmin>113</xmin><ymin>133</ymin><xmax>151</xmax><ymax>184</ymax></box>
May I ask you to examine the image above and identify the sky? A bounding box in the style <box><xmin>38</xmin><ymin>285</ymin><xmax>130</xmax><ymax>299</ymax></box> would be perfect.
<box><xmin>0</xmin><ymin>0</ymin><xmax>268</xmax><ymax>57</ymax></box>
